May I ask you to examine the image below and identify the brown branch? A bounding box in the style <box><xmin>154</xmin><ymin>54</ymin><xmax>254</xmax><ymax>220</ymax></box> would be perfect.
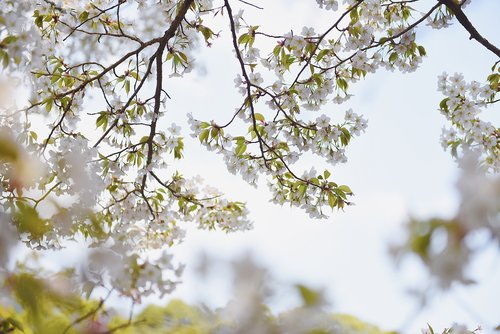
<box><xmin>54</xmin><ymin>41</ymin><xmax>153</xmax><ymax>100</ymax></box>
<box><xmin>149</xmin><ymin>171</ymin><xmax>204</xmax><ymax>207</ymax></box>
<box><xmin>440</xmin><ymin>0</ymin><xmax>500</xmax><ymax>58</ymax></box>
<box><xmin>225</xmin><ymin>0</ymin><xmax>270</xmax><ymax>167</ymax></box>
<box><xmin>41</xmin><ymin>93</ymin><xmax>75</xmax><ymax>154</ymax></box>
<box><xmin>59</xmin><ymin>21</ymin><xmax>143</xmax><ymax>44</ymax></box>
<box><xmin>238</xmin><ymin>0</ymin><xmax>263</xmax><ymax>9</ymax></box>
<box><xmin>93</xmin><ymin>53</ymin><xmax>156</xmax><ymax>148</ymax></box>
<box><xmin>62</xmin><ymin>2</ymin><xmax>122</xmax><ymax>41</ymax></box>
<box><xmin>33</xmin><ymin>181</ymin><xmax>62</xmax><ymax>209</ymax></box>
<box><xmin>141</xmin><ymin>0</ymin><xmax>195</xmax><ymax>190</ymax></box>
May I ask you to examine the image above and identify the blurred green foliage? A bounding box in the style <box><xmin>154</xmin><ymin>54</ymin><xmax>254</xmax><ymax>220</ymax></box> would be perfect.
<box><xmin>0</xmin><ymin>274</ymin><xmax>395</xmax><ymax>334</ymax></box>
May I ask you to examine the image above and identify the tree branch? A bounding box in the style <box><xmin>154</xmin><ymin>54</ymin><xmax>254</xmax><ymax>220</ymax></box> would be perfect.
<box><xmin>142</xmin><ymin>0</ymin><xmax>195</xmax><ymax>190</ymax></box>
<box><xmin>440</xmin><ymin>0</ymin><xmax>500</xmax><ymax>58</ymax></box>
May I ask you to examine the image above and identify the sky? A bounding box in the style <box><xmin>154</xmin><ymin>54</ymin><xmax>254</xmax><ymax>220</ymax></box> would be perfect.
<box><xmin>148</xmin><ymin>0</ymin><xmax>500</xmax><ymax>332</ymax></box>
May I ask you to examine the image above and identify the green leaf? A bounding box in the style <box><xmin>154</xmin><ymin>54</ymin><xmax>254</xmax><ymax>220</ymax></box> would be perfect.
<box><xmin>129</xmin><ymin>71</ymin><xmax>140</xmax><ymax>80</ymax></box>
<box><xmin>45</xmin><ymin>98</ymin><xmax>53</xmax><ymax>112</ymax></box>
<box><xmin>95</xmin><ymin>113</ymin><xmax>107</xmax><ymax>129</ymax></box>
<box><xmin>178</xmin><ymin>52</ymin><xmax>188</xmax><ymax>63</ymax></box>
<box><xmin>273</xmin><ymin>44</ymin><xmax>282</xmax><ymax>57</ymax></box>
<box><xmin>210</xmin><ymin>127</ymin><xmax>219</xmax><ymax>139</ymax></box>
<box><xmin>316</xmin><ymin>49</ymin><xmax>330</xmax><ymax>61</ymax></box>
<box><xmin>296</xmin><ymin>284</ymin><xmax>321</xmax><ymax>307</ymax></box>
<box><xmin>340</xmin><ymin>127</ymin><xmax>351</xmax><ymax>146</ymax></box>
<box><xmin>79</xmin><ymin>11</ymin><xmax>89</xmax><ymax>22</ymax></box>
<box><xmin>487</xmin><ymin>73</ymin><xmax>499</xmax><ymax>88</ymax></box>
<box><xmin>199</xmin><ymin>129</ymin><xmax>210</xmax><ymax>143</ymax></box>
<box><xmin>2</xmin><ymin>35</ymin><xmax>18</xmax><ymax>45</ymax></box>
<box><xmin>417</xmin><ymin>45</ymin><xmax>426</xmax><ymax>56</ymax></box>
<box><xmin>238</xmin><ymin>33</ymin><xmax>249</xmax><ymax>45</ymax></box>
<box><xmin>328</xmin><ymin>192</ymin><xmax>337</xmax><ymax>209</ymax></box>
<box><xmin>389</xmin><ymin>52</ymin><xmax>398</xmax><ymax>63</ymax></box>
<box><xmin>198</xmin><ymin>26</ymin><xmax>214</xmax><ymax>42</ymax></box>
<box><xmin>12</xmin><ymin>273</ymin><xmax>45</xmax><ymax>318</ymax></box>
<box><xmin>298</xmin><ymin>184</ymin><xmax>307</xmax><ymax>198</ymax></box>
<box><xmin>254</xmin><ymin>113</ymin><xmax>265</xmax><ymax>122</ymax></box>
<box><xmin>336</xmin><ymin>77</ymin><xmax>348</xmax><ymax>92</ymax></box>
<box><xmin>14</xmin><ymin>205</ymin><xmax>51</xmax><ymax>240</ymax></box>
<box><xmin>235</xmin><ymin>143</ymin><xmax>247</xmax><ymax>156</ymax></box>
<box><xmin>349</xmin><ymin>8</ymin><xmax>359</xmax><ymax>24</ymax></box>
<box><xmin>124</xmin><ymin>79</ymin><xmax>130</xmax><ymax>94</ymax></box>
<box><xmin>402</xmin><ymin>7</ymin><xmax>411</xmax><ymax>20</ymax></box>
<box><xmin>439</xmin><ymin>98</ymin><xmax>450</xmax><ymax>111</ymax></box>
<box><xmin>0</xmin><ymin>137</ymin><xmax>18</xmax><ymax>162</ymax></box>
<box><xmin>35</xmin><ymin>15</ymin><xmax>44</xmax><ymax>28</ymax></box>
<box><xmin>338</xmin><ymin>185</ymin><xmax>352</xmax><ymax>194</ymax></box>
<box><xmin>0</xmin><ymin>50</ymin><xmax>9</xmax><ymax>67</ymax></box>
<box><xmin>6</xmin><ymin>317</ymin><xmax>24</xmax><ymax>332</ymax></box>
<box><xmin>174</xmin><ymin>138</ymin><xmax>184</xmax><ymax>159</ymax></box>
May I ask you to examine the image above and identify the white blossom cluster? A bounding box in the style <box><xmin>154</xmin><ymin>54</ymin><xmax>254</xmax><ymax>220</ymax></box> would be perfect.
<box><xmin>0</xmin><ymin>0</ymin><xmax>253</xmax><ymax>301</ymax></box>
<box><xmin>0</xmin><ymin>1</ymin><xmax>52</xmax><ymax>73</ymax></box>
<box><xmin>193</xmin><ymin>0</ymin><xmax>429</xmax><ymax>217</ymax></box>
<box><xmin>316</xmin><ymin>0</ymin><xmax>339</xmax><ymax>11</ymax></box>
<box><xmin>188</xmin><ymin>106</ymin><xmax>364</xmax><ymax>218</ymax></box>
<box><xmin>86</xmin><ymin>248</ymin><xmax>184</xmax><ymax>298</ymax></box>
<box><xmin>426</xmin><ymin>0</ymin><xmax>471</xmax><ymax>29</ymax></box>
<box><xmin>426</xmin><ymin>6</ymin><xmax>454</xmax><ymax>29</ymax></box>
<box><xmin>437</xmin><ymin>72</ymin><xmax>499</xmax><ymax>172</ymax></box>
<box><xmin>422</xmin><ymin>323</ymin><xmax>480</xmax><ymax>334</ymax></box>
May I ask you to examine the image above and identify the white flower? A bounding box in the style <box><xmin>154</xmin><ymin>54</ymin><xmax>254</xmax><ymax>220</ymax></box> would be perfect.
<box><xmin>248</xmin><ymin>72</ymin><xmax>263</xmax><ymax>85</ymax></box>
<box><xmin>165</xmin><ymin>137</ymin><xmax>178</xmax><ymax>150</ymax></box>
<box><xmin>286</xmin><ymin>151</ymin><xmax>300</xmax><ymax>164</ymax></box>
<box><xmin>344</xmin><ymin>108</ymin><xmax>356</xmax><ymax>121</ymax></box>
<box><xmin>302</xmin><ymin>167</ymin><xmax>317</xmax><ymax>179</ymax></box>
<box><xmin>450</xmin><ymin>324</ymin><xmax>473</xmax><ymax>334</ymax></box>
<box><xmin>244</xmin><ymin>47</ymin><xmax>260</xmax><ymax>63</ymax></box>
<box><xmin>316</xmin><ymin>0</ymin><xmax>339</xmax><ymax>11</ymax></box>
<box><xmin>301</xmin><ymin>26</ymin><xmax>315</xmax><ymax>37</ymax></box>
<box><xmin>315</xmin><ymin>114</ymin><xmax>331</xmax><ymax>128</ymax></box>
<box><xmin>168</xmin><ymin>123</ymin><xmax>181</xmax><ymax>135</ymax></box>
<box><xmin>331</xmin><ymin>127</ymin><xmax>342</xmax><ymax>141</ymax></box>
<box><xmin>234</xmin><ymin>74</ymin><xmax>243</xmax><ymax>87</ymax></box>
